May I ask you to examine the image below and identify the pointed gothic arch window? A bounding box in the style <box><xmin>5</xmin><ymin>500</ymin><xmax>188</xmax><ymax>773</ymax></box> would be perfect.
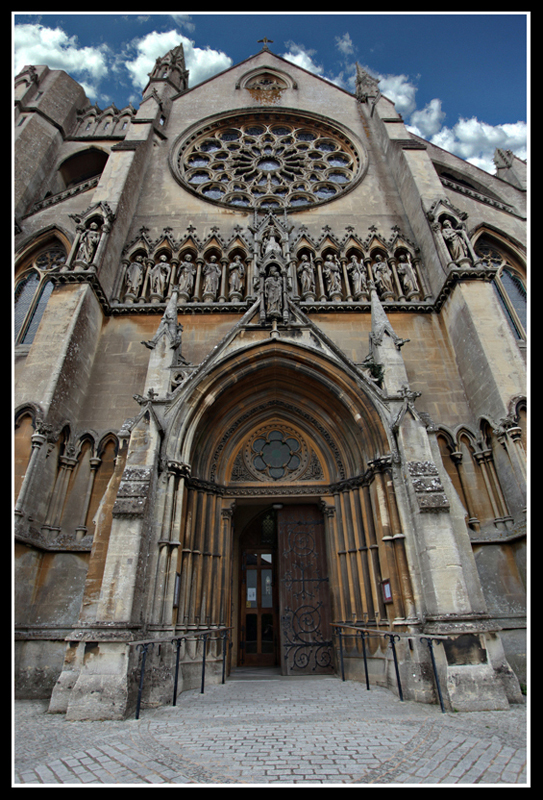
<box><xmin>14</xmin><ymin>243</ymin><xmax>66</xmax><ymax>345</ymax></box>
<box><xmin>474</xmin><ymin>237</ymin><xmax>526</xmax><ymax>341</ymax></box>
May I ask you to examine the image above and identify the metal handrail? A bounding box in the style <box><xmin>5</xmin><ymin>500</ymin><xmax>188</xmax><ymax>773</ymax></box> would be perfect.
<box><xmin>130</xmin><ymin>626</ymin><xmax>232</xmax><ymax>719</ymax></box>
<box><xmin>333</xmin><ymin>622</ymin><xmax>447</xmax><ymax>713</ymax></box>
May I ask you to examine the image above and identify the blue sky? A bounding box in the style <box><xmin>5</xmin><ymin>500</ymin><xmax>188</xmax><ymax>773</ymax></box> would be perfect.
<box><xmin>13</xmin><ymin>12</ymin><xmax>528</xmax><ymax>174</ymax></box>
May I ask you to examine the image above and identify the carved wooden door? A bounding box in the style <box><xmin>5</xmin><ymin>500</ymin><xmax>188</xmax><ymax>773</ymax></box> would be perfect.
<box><xmin>277</xmin><ymin>504</ymin><xmax>334</xmax><ymax>675</ymax></box>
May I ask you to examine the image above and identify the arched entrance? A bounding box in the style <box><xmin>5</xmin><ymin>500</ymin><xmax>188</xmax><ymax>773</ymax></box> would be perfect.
<box><xmin>235</xmin><ymin>502</ymin><xmax>334</xmax><ymax>675</ymax></box>
<box><xmin>159</xmin><ymin>339</ymin><xmax>416</xmax><ymax>682</ymax></box>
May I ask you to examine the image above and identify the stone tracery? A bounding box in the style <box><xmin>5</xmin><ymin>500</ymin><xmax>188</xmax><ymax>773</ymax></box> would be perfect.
<box><xmin>171</xmin><ymin>112</ymin><xmax>365</xmax><ymax>211</ymax></box>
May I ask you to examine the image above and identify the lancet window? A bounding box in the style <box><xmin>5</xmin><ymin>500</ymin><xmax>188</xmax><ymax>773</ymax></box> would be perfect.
<box><xmin>15</xmin><ymin>244</ymin><xmax>66</xmax><ymax>345</ymax></box>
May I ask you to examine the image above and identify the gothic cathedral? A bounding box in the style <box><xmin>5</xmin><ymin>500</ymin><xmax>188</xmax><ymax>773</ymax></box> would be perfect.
<box><xmin>14</xmin><ymin>40</ymin><xmax>527</xmax><ymax>720</ymax></box>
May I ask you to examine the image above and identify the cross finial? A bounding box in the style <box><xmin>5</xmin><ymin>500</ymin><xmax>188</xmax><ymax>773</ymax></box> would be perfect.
<box><xmin>258</xmin><ymin>37</ymin><xmax>273</xmax><ymax>50</ymax></box>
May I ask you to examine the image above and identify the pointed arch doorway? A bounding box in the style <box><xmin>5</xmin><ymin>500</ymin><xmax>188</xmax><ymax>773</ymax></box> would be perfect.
<box><xmin>236</xmin><ymin>501</ymin><xmax>334</xmax><ymax>676</ymax></box>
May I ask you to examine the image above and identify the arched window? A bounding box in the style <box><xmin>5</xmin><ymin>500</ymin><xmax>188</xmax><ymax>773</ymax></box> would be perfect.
<box><xmin>474</xmin><ymin>238</ymin><xmax>527</xmax><ymax>341</ymax></box>
<box><xmin>14</xmin><ymin>244</ymin><xmax>66</xmax><ymax>345</ymax></box>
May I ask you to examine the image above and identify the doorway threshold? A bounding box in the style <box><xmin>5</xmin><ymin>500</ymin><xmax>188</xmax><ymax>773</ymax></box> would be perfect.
<box><xmin>229</xmin><ymin>666</ymin><xmax>283</xmax><ymax>681</ymax></box>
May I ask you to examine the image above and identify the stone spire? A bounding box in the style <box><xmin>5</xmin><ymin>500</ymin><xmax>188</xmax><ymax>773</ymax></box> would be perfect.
<box><xmin>355</xmin><ymin>63</ymin><xmax>380</xmax><ymax>102</ymax></box>
<box><xmin>143</xmin><ymin>42</ymin><xmax>189</xmax><ymax>98</ymax></box>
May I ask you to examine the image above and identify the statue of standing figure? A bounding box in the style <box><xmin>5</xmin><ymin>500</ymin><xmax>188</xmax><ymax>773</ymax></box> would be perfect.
<box><xmin>323</xmin><ymin>253</ymin><xmax>342</xmax><ymax>299</ymax></box>
<box><xmin>396</xmin><ymin>253</ymin><xmax>419</xmax><ymax>296</ymax></box>
<box><xmin>441</xmin><ymin>220</ymin><xmax>470</xmax><ymax>263</ymax></box>
<box><xmin>124</xmin><ymin>254</ymin><xmax>145</xmax><ymax>300</ymax></box>
<box><xmin>202</xmin><ymin>255</ymin><xmax>221</xmax><ymax>300</ymax></box>
<box><xmin>264</xmin><ymin>265</ymin><xmax>283</xmax><ymax>318</ymax></box>
<box><xmin>297</xmin><ymin>253</ymin><xmax>316</xmax><ymax>298</ymax></box>
<box><xmin>228</xmin><ymin>255</ymin><xmax>245</xmax><ymax>299</ymax></box>
<box><xmin>372</xmin><ymin>255</ymin><xmax>395</xmax><ymax>297</ymax></box>
<box><xmin>347</xmin><ymin>255</ymin><xmax>367</xmax><ymax>298</ymax></box>
<box><xmin>150</xmin><ymin>254</ymin><xmax>172</xmax><ymax>299</ymax></box>
<box><xmin>177</xmin><ymin>253</ymin><xmax>196</xmax><ymax>300</ymax></box>
<box><xmin>76</xmin><ymin>221</ymin><xmax>101</xmax><ymax>265</ymax></box>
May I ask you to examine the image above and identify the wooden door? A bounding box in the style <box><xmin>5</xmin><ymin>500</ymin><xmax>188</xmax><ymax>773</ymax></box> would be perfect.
<box><xmin>239</xmin><ymin>510</ymin><xmax>279</xmax><ymax>667</ymax></box>
<box><xmin>277</xmin><ymin>504</ymin><xmax>334</xmax><ymax>675</ymax></box>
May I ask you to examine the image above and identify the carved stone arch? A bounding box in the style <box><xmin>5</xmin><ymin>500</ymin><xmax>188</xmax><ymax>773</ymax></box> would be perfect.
<box><xmin>167</xmin><ymin>340</ymin><xmax>391</xmax><ymax>482</ymax></box>
<box><xmin>236</xmin><ymin>66</ymin><xmax>297</xmax><ymax>92</ymax></box>
<box><xmin>15</xmin><ymin>227</ymin><xmax>72</xmax><ymax>273</ymax></box>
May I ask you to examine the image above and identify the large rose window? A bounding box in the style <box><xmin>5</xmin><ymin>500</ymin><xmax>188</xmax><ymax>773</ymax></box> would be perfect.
<box><xmin>171</xmin><ymin>112</ymin><xmax>366</xmax><ymax>211</ymax></box>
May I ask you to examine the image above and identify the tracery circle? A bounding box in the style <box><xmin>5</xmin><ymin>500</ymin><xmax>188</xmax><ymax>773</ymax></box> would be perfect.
<box><xmin>171</xmin><ymin>112</ymin><xmax>366</xmax><ymax>211</ymax></box>
<box><xmin>243</xmin><ymin>424</ymin><xmax>309</xmax><ymax>482</ymax></box>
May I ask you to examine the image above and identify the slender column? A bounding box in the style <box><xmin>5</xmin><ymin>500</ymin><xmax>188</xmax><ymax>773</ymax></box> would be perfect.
<box><xmin>193</xmin><ymin>258</ymin><xmax>203</xmax><ymax>302</ymax></box>
<box><xmin>219</xmin><ymin>504</ymin><xmax>235</xmax><ymax>626</ymax></box>
<box><xmin>355</xmin><ymin>487</ymin><xmax>376</xmax><ymax>621</ymax></box>
<box><xmin>484</xmin><ymin>451</ymin><xmax>513</xmax><ymax>527</ymax></box>
<box><xmin>359</xmin><ymin>482</ymin><xmax>385</xmax><ymax>620</ymax></box>
<box><xmin>370</xmin><ymin>460</ymin><xmax>405</xmax><ymax>619</ymax></box>
<box><xmin>450</xmin><ymin>451</ymin><xmax>480</xmax><ymax>531</ymax></box>
<box><xmin>316</xmin><ymin>257</ymin><xmax>326</xmax><ymax>301</ymax></box>
<box><xmin>189</xmin><ymin>490</ymin><xmax>207</xmax><ymax>625</ymax></box>
<box><xmin>15</xmin><ymin>426</ymin><xmax>50</xmax><ymax>515</ymax></box>
<box><xmin>75</xmin><ymin>456</ymin><xmax>101</xmax><ymax>539</ymax></box>
<box><xmin>323</xmin><ymin>501</ymin><xmax>346</xmax><ymax>622</ymax></box>
<box><xmin>177</xmin><ymin>488</ymin><xmax>196</xmax><ymax>627</ymax></box>
<box><xmin>200</xmin><ymin>491</ymin><xmax>217</xmax><ymax>625</ymax></box>
<box><xmin>42</xmin><ymin>454</ymin><xmax>77</xmax><ymax>534</ymax></box>
<box><xmin>334</xmin><ymin>493</ymin><xmax>356</xmax><ymax>620</ymax></box>
<box><xmin>474</xmin><ymin>450</ymin><xmax>511</xmax><ymax>529</ymax></box>
<box><xmin>218</xmin><ymin>257</ymin><xmax>228</xmax><ymax>303</ymax></box>
<box><xmin>382</xmin><ymin>466</ymin><xmax>416</xmax><ymax>620</ymax></box>
<box><xmin>341</xmin><ymin>490</ymin><xmax>363</xmax><ymax>618</ymax></box>
<box><xmin>341</xmin><ymin>257</ymin><xmax>353</xmax><ymax>301</ymax></box>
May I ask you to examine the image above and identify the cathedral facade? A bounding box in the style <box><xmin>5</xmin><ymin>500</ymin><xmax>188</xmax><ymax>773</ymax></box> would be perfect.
<box><xmin>14</xmin><ymin>41</ymin><xmax>527</xmax><ymax>720</ymax></box>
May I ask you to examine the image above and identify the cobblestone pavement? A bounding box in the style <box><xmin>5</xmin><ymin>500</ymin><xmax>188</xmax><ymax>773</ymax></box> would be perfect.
<box><xmin>13</xmin><ymin>670</ymin><xmax>529</xmax><ymax>786</ymax></box>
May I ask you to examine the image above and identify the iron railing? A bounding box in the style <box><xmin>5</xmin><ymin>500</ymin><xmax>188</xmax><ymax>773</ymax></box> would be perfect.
<box><xmin>333</xmin><ymin>623</ymin><xmax>447</xmax><ymax>713</ymax></box>
<box><xmin>130</xmin><ymin>627</ymin><xmax>232</xmax><ymax>719</ymax></box>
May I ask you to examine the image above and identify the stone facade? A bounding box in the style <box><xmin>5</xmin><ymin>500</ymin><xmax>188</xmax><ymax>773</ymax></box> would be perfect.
<box><xmin>14</xmin><ymin>43</ymin><xmax>526</xmax><ymax>719</ymax></box>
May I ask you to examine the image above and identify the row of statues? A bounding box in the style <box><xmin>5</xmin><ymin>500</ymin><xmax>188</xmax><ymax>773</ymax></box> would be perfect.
<box><xmin>297</xmin><ymin>251</ymin><xmax>421</xmax><ymax>300</ymax></box>
<box><xmin>123</xmin><ymin>252</ymin><xmax>247</xmax><ymax>304</ymax></box>
<box><xmin>121</xmin><ymin>250</ymin><xmax>422</xmax><ymax>304</ymax></box>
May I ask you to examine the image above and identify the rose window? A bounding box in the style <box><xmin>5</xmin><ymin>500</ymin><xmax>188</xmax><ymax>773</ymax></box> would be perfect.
<box><xmin>241</xmin><ymin>426</ymin><xmax>310</xmax><ymax>481</ymax></box>
<box><xmin>171</xmin><ymin>113</ymin><xmax>365</xmax><ymax>211</ymax></box>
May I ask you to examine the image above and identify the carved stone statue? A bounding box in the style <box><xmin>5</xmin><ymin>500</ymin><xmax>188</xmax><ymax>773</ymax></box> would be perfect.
<box><xmin>323</xmin><ymin>253</ymin><xmax>342</xmax><ymax>299</ymax></box>
<box><xmin>76</xmin><ymin>221</ymin><xmax>101</xmax><ymax>265</ymax></box>
<box><xmin>373</xmin><ymin>255</ymin><xmax>395</xmax><ymax>297</ymax></box>
<box><xmin>396</xmin><ymin>253</ymin><xmax>419</xmax><ymax>296</ymax></box>
<box><xmin>264</xmin><ymin>265</ymin><xmax>283</xmax><ymax>318</ymax></box>
<box><xmin>228</xmin><ymin>255</ymin><xmax>245</xmax><ymax>299</ymax></box>
<box><xmin>124</xmin><ymin>254</ymin><xmax>145</xmax><ymax>299</ymax></box>
<box><xmin>441</xmin><ymin>220</ymin><xmax>470</xmax><ymax>263</ymax></box>
<box><xmin>202</xmin><ymin>255</ymin><xmax>221</xmax><ymax>301</ymax></box>
<box><xmin>177</xmin><ymin>253</ymin><xmax>196</xmax><ymax>300</ymax></box>
<box><xmin>150</xmin><ymin>254</ymin><xmax>171</xmax><ymax>299</ymax></box>
<box><xmin>263</xmin><ymin>230</ymin><xmax>282</xmax><ymax>259</ymax></box>
<box><xmin>347</xmin><ymin>255</ymin><xmax>367</xmax><ymax>298</ymax></box>
<box><xmin>297</xmin><ymin>253</ymin><xmax>316</xmax><ymax>298</ymax></box>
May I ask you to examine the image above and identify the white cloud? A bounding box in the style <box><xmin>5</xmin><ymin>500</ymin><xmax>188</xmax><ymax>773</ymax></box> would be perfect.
<box><xmin>281</xmin><ymin>41</ymin><xmax>325</xmax><ymax>77</ymax></box>
<box><xmin>335</xmin><ymin>33</ymin><xmax>354</xmax><ymax>57</ymax></box>
<box><xmin>375</xmin><ymin>72</ymin><xmax>418</xmax><ymax>118</ymax></box>
<box><xmin>124</xmin><ymin>30</ymin><xmax>232</xmax><ymax>92</ymax></box>
<box><xmin>425</xmin><ymin>117</ymin><xmax>527</xmax><ymax>173</ymax></box>
<box><xmin>407</xmin><ymin>98</ymin><xmax>446</xmax><ymax>138</ymax></box>
<box><xmin>14</xmin><ymin>22</ymin><xmax>109</xmax><ymax>100</ymax></box>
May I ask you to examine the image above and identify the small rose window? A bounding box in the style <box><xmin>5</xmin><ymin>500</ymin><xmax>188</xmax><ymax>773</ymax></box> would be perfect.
<box><xmin>252</xmin><ymin>430</ymin><xmax>302</xmax><ymax>480</ymax></box>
